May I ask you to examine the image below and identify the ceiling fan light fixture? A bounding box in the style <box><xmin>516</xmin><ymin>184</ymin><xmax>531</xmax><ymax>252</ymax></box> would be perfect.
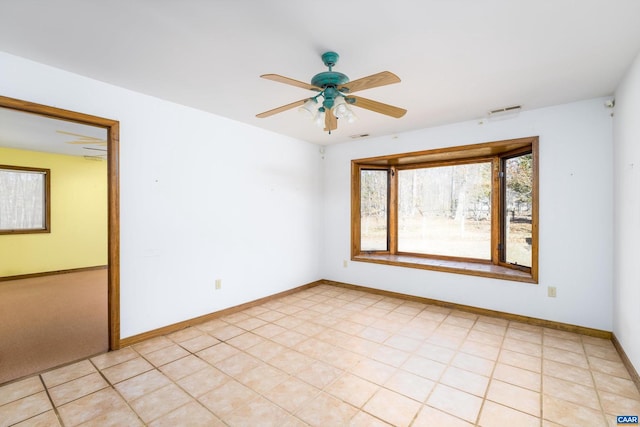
<box><xmin>298</xmin><ymin>98</ymin><xmax>318</xmax><ymax>119</ymax></box>
<box><xmin>315</xmin><ymin>107</ymin><xmax>326</xmax><ymax>128</ymax></box>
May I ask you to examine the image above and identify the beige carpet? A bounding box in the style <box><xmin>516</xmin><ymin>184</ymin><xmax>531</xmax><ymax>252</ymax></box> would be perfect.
<box><xmin>0</xmin><ymin>268</ymin><xmax>108</xmax><ymax>385</ymax></box>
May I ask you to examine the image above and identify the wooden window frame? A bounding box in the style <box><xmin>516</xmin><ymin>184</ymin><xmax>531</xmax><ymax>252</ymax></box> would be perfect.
<box><xmin>0</xmin><ymin>164</ymin><xmax>51</xmax><ymax>234</ymax></box>
<box><xmin>351</xmin><ymin>136</ymin><xmax>539</xmax><ymax>283</ymax></box>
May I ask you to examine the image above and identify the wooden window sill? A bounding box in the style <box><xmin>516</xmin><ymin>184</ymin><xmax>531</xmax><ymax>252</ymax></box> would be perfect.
<box><xmin>353</xmin><ymin>253</ymin><xmax>536</xmax><ymax>284</ymax></box>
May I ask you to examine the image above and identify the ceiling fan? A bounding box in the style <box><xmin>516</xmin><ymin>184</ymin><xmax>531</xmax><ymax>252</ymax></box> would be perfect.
<box><xmin>256</xmin><ymin>51</ymin><xmax>407</xmax><ymax>133</ymax></box>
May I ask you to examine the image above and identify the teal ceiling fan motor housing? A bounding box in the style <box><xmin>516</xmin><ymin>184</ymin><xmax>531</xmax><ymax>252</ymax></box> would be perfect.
<box><xmin>311</xmin><ymin>51</ymin><xmax>350</xmax><ymax>88</ymax></box>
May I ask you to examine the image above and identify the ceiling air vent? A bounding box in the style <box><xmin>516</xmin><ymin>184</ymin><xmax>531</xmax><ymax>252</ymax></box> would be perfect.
<box><xmin>350</xmin><ymin>133</ymin><xmax>370</xmax><ymax>139</ymax></box>
<box><xmin>488</xmin><ymin>105</ymin><xmax>521</xmax><ymax>117</ymax></box>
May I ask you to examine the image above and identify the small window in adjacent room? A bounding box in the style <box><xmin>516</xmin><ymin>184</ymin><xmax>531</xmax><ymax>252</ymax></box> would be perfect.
<box><xmin>351</xmin><ymin>137</ymin><xmax>538</xmax><ymax>283</ymax></box>
<box><xmin>0</xmin><ymin>165</ymin><xmax>50</xmax><ymax>234</ymax></box>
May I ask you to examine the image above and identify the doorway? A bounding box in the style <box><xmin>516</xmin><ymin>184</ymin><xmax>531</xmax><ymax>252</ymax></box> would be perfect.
<box><xmin>0</xmin><ymin>95</ymin><xmax>120</xmax><ymax>372</ymax></box>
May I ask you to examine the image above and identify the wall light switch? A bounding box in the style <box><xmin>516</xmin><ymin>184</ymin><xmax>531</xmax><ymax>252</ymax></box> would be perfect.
<box><xmin>548</xmin><ymin>286</ymin><xmax>557</xmax><ymax>298</ymax></box>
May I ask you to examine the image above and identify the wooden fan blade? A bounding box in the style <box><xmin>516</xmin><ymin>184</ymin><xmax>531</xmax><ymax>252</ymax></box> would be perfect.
<box><xmin>348</xmin><ymin>96</ymin><xmax>407</xmax><ymax>118</ymax></box>
<box><xmin>324</xmin><ymin>108</ymin><xmax>337</xmax><ymax>132</ymax></box>
<box><xmin>337</xmin><ymin>71</ymin><xmax>400</xmax><ymax>94</ymax></box>
<box><xmin>256</xmin><ymin>99</ymin><xmax>308</xmax><ymax>118</ymax></box>
<box><xmin>260</xmin><ymin>74</ymin><xmax>322</xmax><ymax>91</ymax></box>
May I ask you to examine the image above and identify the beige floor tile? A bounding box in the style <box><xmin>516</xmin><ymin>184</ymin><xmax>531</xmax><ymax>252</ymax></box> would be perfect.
<box><xmin>492</xmin><ymin>363</ymin><xmax>541</xmax><ymax>391</ymax></box>
<box><xmin>440</xmin><ymin>366</ymin><xmax>489</xmax><ymax>397</ymax></box>
<box><xmin>385</xmin><ymin>334</ymin><xmax>422</xmax><ymax>352</ymax></box>
<box><xmin>351</xmin><ymin>359</ymin><xmax>397</xmax><ymax>385</ymax></box>
<box><xmin>270</xmin><ymin>330</ymin><xmax>307</xmax><ymax>348</ymax></box>
<box><xmin>325</xmin><ymin>372</ymin><xmax>379</xmax><ymax>408</ymax></box>
<box><xmin>598</xmin><ymin>390</ymin><xmax>640</xmax><ymax>415</ymax></box>
<box><xmin>199</xmin><ymin>379</ymin><xmax>260</xmax><ymax>417</ymax></box>
<box><xmin>41</xmin><ymin>360</ymin><xmax>96</xmax><ymax>388</ymax></box>
<box><xmin>502</xmin><ymin>337</ymin><xmax>542</xmax><ymax>357</ymax></box>
<box><xmin>225</xmin><ymin>331</ymin><xmax>266</xmax><ymax>350</ymax></box>
<box><xmin>245</xmin><ymin>340</ymin><xmax>288</xmax><ymax>361</ymax></box>
<box><xmin>478</xmin><ymin>400</ymin><xmax>540</xmax><ymax>427</ymax></box>
<box><xmin>467</xmin><ymin>329</ymin><xmax>505</xmax><ymax>346</ymax></box>
<box><xmin>0</xmin><ymin>391</ymin><xmax>52</xmax><ymax>427</ymax></box>
<box><xmin>427</xmin><ymin>384</ymin><xmax>483</xmax><ymax>423</ymax></box>
<box><xmin>385</xmin><ymin>370</ymin><xmax>435</xmax><ymax>402</ymax></box>
<box><xmin>486</xmin><ymin>380</ymin><xmax>540</xmax><ymax>416</ymax></box>
<box><xmin>176</xmin><ymin>366</ymin><xmax>230</xmax><ymax>398</ymax></box>
<box><xmin>268</xmin><ymin>349</ymin><xmax>314</xmax><ymax>374</ymax></box>
<box><xmin>588</xmin><ymin>355</ymin><xmax>632</xmax><ymax>378</ymax></box>
<box><xmin>498</xmin><ymin>349</ymin><xmax>541</xmax><ymax>373</ymax></box>
<box><xmin>350</xmin><ymin>410</ymin><xmax>393</xmax><ymax>426</ymax></box>
<box><xmin>542</xmin><ymin>358</ymin><xmax>594</xmax><ymax>387</ymax></box>
<box><xmin>159</xmin><ymin>355</ymin><xmax>208</xmax><ymax>381</ymax></box>
<box><xmin>543</xmin><ymin>375</ymin><xmax>600</xmax><ymax>409</ymax></box>
<box><xmin>178</xmin><ymin>334</ymin><xmax>220</xmax><ymax>353</ymax></box>
<box><xmin>592</xmin><ymin>371</ymin><xmax>640</xmax><ymax>399</ymax></box>
<box><xmin>236</xmin><ymin>363</ymin><xmax>288</xmax><ymax>394</ymax></box>
<box><xmin>129</xmin><ymin>383</ymin><xmax>192</xmax><ymax>424</ymax></box>
<box><xmin>460</xmin><ymin>340</ymin><xmax>501</xmax><ymax>360</ymax></box>
<box><xmin>542</xmin><ymin>394</ymin><xmax>606</xmax><ymax>427</ymax></box>
<box><xmin>544</xmin><ymin>335</ymin><xmax>585</xmax><ymax>354</ymax></box>
<box><xmin>208</xmin><ymin>324</ymin><xmax>245</xmax><ymax>341</ymax></box>
<box><xmin>472</xmin><ymin>321</ymin><xmax>507</xmax><ymax>337</ymax></box>
<box><xmin>148</xmin><ymin>401</ymin><xmax>223</xmax><ymax>427</ymax></box>
<box><xmin>543</xmin><ymin>346</ymin><xmax>588</xmax><ymax>368</ymax></box>
<box><xmin>415</xmin><ymin>342</ymin><xmax>456</xmax><ymax>364</ymax></box>
<box><xmin>450</xmin><ymin>352</ymin><xmax>495</xmax><ymax>377</ymax></box>
<box><xmin>234</xmin><ymin>316</ymin><xmax>268</xmax><ymax>331</ymax></box>
<box><xmin>12</xmin><ymin>409</ymin><xmax>61</xmax><ymax>427</ymax></box>
<box><xmin>295</xmin><ymin>360</ymin><xmax>342</xmax><ymax>389</ymax></box>
<box><xmin>5</xmin><ymin>284</ymin><xmax>635</xmax><ymax>427</ymax></box>
<box><xmin>266</xmin><ymin>376</ymin><xmax>320</xmax><ymax>413</ymax></box>
<box><xmin>223</xmin><ymin>395</ymin><xmax>292</xmax><ymax>427</ymax></box>
<box><xmin>57</xmin><ymin>388</ymin><xmax>129</xmax><ymax>426</ymax></box>
<box><xmin>363</xmin><ymin>388</ymin><xmax>421</xmax><ymax>427</ymax></box>
<box><xmin>130</xmin><ymin>336</ymin><xmax>174</xmax><ymax>355</ymax></box>
<box><xmin>49</xmin><ymin>372</ymin><xmax>108</xmax><ymax>406</ymax></box>
<box><xmin>91</xmin><ymin>347</ymin><xmax>138</xmax><ymax>370</ymax></box>
<box><xmin>101</xmin><ymin>357</ymin><xmax>154</xmax><ymax>384</ymax></box>
<box><xmin>196</xmin><ymin>342</ymin><xmax>240</xmax><ymax>364</ymax></box>
<box><xmin>295</xmin><ymin>392</ymin><xmax>358</xmax><ymax>427</ymax></box>
<box><xmin>370</xmin><ymin>344</ymin><xmax>410</xmax><ymax>367</ymax></box>
<box><xmin>402</xmin><ymin>355</ymin><xmax>447</xmax><ymax>381</ymax></box>
<box><xmin>0</xmin><ymin>376</ymin><xmax>44</xmax><ymax>406</ymax></box>
<box><xmin>114</xmin><ymin>369</ymin><xmax>171</xmax><ymax>401</ymax></box>
<box><xmin>143</xmin><ymin>344</ymin><xmax>190</xmax><ymax>367</ymax></box>
<box><xmin>412</xmin><ymin>405</ymin><xmax>474</xmax><ymax>427</ymax></box>
<box><xmin>168</xmin><ymin>326</ymin><xmax>204</xmax><ymax>343</ymax></box>
<box><xmin>216</xmin><ymin>352</ymin><xmax>262</xmax><ymax>378</ymax></box>
<box><xmin>252</xmin><ymin>323</ymin><xmax>287</xmax><ymax>339</ymax></box>
<box><xmin>75</xmin><ymin>406</ymin><xmax>143</xmax><ymax>427</ymax></box>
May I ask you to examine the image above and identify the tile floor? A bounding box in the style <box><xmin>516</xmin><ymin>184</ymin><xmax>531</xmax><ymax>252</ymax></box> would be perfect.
<box><xmin>1</xmin><ymin>284</ymin><xmax>639</xmax><ymax>426</ymax></box>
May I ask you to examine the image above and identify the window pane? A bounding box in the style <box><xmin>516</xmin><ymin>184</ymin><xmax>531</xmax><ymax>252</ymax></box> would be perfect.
<box><xmin>0</xmin><ymin>168</ymin><xmax>46</xmax><ymax>231</ymax></box>
<box><xmin>360</xmin><ymin>169</ymin><xmax>388</xmax><ymax>251</ymax></box>
<box><xmin>504</xmin><ymin>153</ymin><xmax>533</xmax><ymax>267</ymax></box>
<box><xmin>398</xmin><ymin>163</ymin><xmax>491</xmax><ymax>259</ymax></box>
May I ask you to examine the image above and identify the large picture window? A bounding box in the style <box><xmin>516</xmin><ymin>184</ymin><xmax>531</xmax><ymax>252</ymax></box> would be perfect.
<box><xmin>351</xmin><ymin>137</ymin><xmax>538</xmax><ymax>283</ymax></box>
<box><xmin>0</xmin><ymin>165</ymin><xmax>50</xmax><ymax>234</ymax></box>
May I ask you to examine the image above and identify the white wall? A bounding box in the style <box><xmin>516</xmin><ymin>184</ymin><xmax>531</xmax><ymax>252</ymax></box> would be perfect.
<box><xmin>0</xmin><ymin>52</ymin><xmax>324</xmax><ymax>338</ymax></box>
<box><xmin>613</xmin><ymin>51</ymin><xmax>640</xmax><ymax>374</ymax></box>
<box><xmin>322</xmin><ymin>98</ymin><xmax>614</xmax><ymax>331</ymax></box>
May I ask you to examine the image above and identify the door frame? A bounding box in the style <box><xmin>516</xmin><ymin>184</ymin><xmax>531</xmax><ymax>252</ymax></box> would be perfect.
<box><xmin>0</xmin><ymin>95</ymin><xmax>121</xmax><ymax>350</ymax></box>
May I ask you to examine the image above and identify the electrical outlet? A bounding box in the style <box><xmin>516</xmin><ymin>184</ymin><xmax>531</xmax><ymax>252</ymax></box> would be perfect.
<box><xmin>548</xmin><ymin>286</ymin><xmax>557</xmax><ymax>298</ymax></box>
<box><xmin>215</xmin><ymin>279</ymin><xmax>222</xmax><ymax>290</ymax></box>
<box><xmin>343</xmin><ymin>260</ymin><xmax>348</xmax><ymax>268</ymax></box>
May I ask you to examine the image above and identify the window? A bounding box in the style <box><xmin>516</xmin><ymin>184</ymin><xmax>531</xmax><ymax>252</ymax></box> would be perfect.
<box><xmin>0</xmin><ymin>165</ymin><xmax>50</xmax><ymax>234</ymax></box>
<box><xmin>351</xmin><ymin>137</ymin><xmax>538</xmax><ymax>283</ymax></box>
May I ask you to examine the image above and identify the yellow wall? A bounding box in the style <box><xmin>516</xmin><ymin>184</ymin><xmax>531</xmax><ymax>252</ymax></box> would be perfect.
<box><xmin>0</xmin><ymin>147</ymin><xmax>107</xmax><ymax>276</ymax></box>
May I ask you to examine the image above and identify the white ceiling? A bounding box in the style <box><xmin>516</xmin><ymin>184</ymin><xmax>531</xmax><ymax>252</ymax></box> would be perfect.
<box><xmin>1</xmin><ymin>0</ymin><xmax>640</xmax><ymax>146</ymax></box>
